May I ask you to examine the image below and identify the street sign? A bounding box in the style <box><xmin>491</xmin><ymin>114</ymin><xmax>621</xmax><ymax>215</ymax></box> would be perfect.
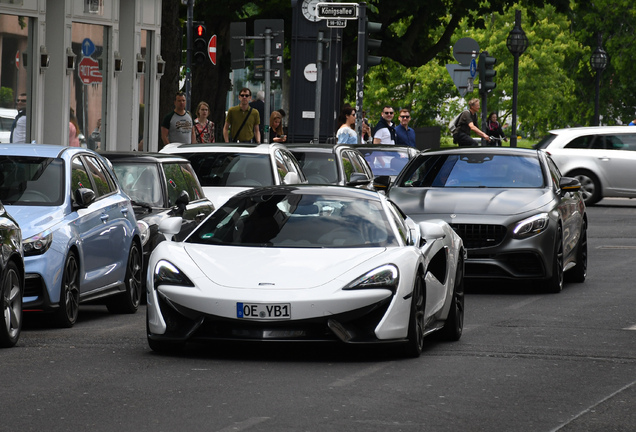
<box><xmin>81</xmin><ymin>38</ymin><xmax>96</xmax><ymax>57</ymax></box>
<box><xmin>316</xmin><ymin>2</ymin><xmax>357</xmax><ymax>20</ymax></box>
<box><xmin>15</xmin><ymin>51</ymin><xmax>20</xmax><ymax>69</ymax></box>
<box><xmin>470</xmin><ymin>58</ymin><xmax>477</xmax><ymax>78</ymax></box>
<box><xmin>208</xmin><ymin>34</ymin><xmax>217</xmax><ymax>65</ymax></box>
<box><xmin>327</xmin><ymin>19</ymin><xmax>347</xmax><ymax>28</ymax></box>
<box><xmin>446</xmin><ymin>64</ymin><xmax>474</xmax><ymax>97</ymax></box>
<box><xmin>453</xmin><ymin>37</ymin><xmax>479</xmax><ymax>66</ymax></box>
<box><xmin>78</xmin><ymin>57</ymin><xmax>102</xmax><ymax>85</ymax></box>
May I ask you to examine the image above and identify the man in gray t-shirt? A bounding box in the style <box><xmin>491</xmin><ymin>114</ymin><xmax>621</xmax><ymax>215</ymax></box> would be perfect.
<box><xmin>161</xmin><ymin>92</ymin><xmax>195</xmax><ymax>146</ymax></box>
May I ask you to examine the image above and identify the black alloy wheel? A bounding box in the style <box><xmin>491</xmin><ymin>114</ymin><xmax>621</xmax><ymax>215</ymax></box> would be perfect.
<box><xmin>544</xmin><ymin>226</ymin><xmax>564</xmax><ymax>293</ymax></box>
<box><xmin>55</xmin><ymin>252</ymin><xmax>80</xmax><ymax>328</ymax></box>
<box><xmin>403</xmin><ymin>273</ymin><xmax>426</xmax><ymax>358</ymax></box>
<box><xmin>566</xmin><ymin>219</ymin><xmax>587</xmax><ymax>283</ymax></box>
<box><xmin>107</xmin><ymin>241</ymin><xmax>142</xmax><ymax>314</ymax></box>
<box><xmin>0</xmin><ymin>262</ymin><xmax>23</xmax><ymax>348</ymax></box>
<box><xmin>440</xmin><ymin>254</ymin><xmax>465</xmax><ymax>341</ymax></box>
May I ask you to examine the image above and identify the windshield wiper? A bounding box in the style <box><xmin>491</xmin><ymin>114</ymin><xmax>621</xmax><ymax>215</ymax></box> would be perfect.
<box><xmin>130</xmin><ymin>200</ymin><xmax>153</xmax><ymax>211</ymax></box>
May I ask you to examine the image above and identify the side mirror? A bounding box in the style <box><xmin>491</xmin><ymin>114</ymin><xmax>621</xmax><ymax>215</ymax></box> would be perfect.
<box><xmin>283</xmin><ymin>171</ymin><xmax>300</xmax><ymax>185</ymax></box>
<box><xmin>418</xmin><ymin>221</ymin><xmax>446</xmax><ymax>242</ymax></box>
<box><xmin>158</xmin><ymin>217</ymin><xmax>183</xmax><ymax>241</ymax></box>
<box><xmin>559</xmin><ymin>176</ymin><xmax>581</xmax><ymax>195</ymax></box>
<box><xmin>173</xmin><ymin>190</ymin><xmax>190</xmax><ymax>216</ymax></box>
<box><xmin>73</xmin><ymin>188</ymin><xmax>95</xmax><ymax>208</ymax></box>
<box><xmin>373</xmin><ymin>175</ymin><xmax>392</xmax><ymax>191</ymax></box>
<box><xmin>346</xmin><ymin>172</ymin><xmax>372</xmax><ymax>187</ymax></box>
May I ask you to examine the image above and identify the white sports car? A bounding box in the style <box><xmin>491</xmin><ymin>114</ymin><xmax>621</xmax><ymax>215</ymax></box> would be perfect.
<box><xmin>146</xmin><ymin>185</ymin><xmax>465</xmax><ymax>357</ymax></box>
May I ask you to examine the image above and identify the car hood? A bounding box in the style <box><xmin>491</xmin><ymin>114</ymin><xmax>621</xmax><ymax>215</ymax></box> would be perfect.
<box><xmin>3</xmin><ymin>205</ymin><xmax>67</xmax><ymax>239</ymax></box>
<box><xmin>183</xmin><ymin>244</ymin><xmax>386</xmax><ymax>289</ymax></box>
<box><xmin>202</xmin><ymin>186</ymin><xmax>250</xmax><ymax>209</ymax></box>
<box><xmin>390</xmin><ymin>188</ymin><xmax>553</xmax><ymax>217</ymax></box>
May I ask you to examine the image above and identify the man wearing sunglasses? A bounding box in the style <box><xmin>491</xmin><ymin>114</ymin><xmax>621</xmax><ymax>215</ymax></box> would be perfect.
<box><xmin>395</xmin><ymin>109</ymin><xmax>416</xmax><ymax>148</ymax></box>
<box><xmin>372</xmin><ymin>106</ymin><xmax>396</xmax><ymax>145</ymax></box>
<box><xmin>223</xmin><ymin>88</ymin><xmax>261</xmax><ymax>144</ymax></box>
<box><xmin>10</xmin><ymin>93</ymin><xmax>27</xmax><ymax>143</ymax></box>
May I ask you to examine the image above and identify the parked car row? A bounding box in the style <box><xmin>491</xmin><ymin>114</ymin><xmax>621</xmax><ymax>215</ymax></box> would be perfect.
<box><xmin>0</xmin><ymin>135</ymin><xmax>593</xmax><ymax>352</ymax></box>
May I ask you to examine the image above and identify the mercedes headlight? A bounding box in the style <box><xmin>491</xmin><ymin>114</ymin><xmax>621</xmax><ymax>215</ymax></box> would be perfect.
<box><xmin>513</xmin><ymin>213</ymin><xmax>549</xmax><ymax>239</ymax></box>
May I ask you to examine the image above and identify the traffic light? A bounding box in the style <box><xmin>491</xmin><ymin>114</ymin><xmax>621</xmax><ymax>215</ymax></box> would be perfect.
<box><xmin>478</xmin><ymin>51</ymin><xmax>496</xmax><ymax>93</ymax></box>
<box><xmin>364</xmin><ymin>18</ymin><xmax>382</xmax><ymax>72</ymax></box>
<box><xmin>193</xmin><ymin>21</ymin><xmax>207</xmax><ymax>65</ymax></box>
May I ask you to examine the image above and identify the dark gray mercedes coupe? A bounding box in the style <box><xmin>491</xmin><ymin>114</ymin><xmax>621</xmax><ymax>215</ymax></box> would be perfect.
<box><xmin>386</xmin><ymin>147</ymin><xmax>587</xmax><ymax>293</ymax></box>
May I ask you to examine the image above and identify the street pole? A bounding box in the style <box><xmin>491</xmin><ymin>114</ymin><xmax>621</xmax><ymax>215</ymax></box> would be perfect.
<box><xmin>263</xmin><ymin>27</ymin><xmax>272</xmax><ymax>144</ymax></box>
<box><xmin>510</xmin><ymin>53</ymin><xmax>519</xmax><ymax>147</ymax></box>
<box><xmin>313</xmin><ymin>31</ymin><xmax>324</xmax><ymax>144</ymax></box>
<box><xmin>185</xmin><ymin>0</ymin><xmax>193</xmax><ymax>114</ymax></box>
<box><xmin>355</xmin><ymin>3</ymin><xmax>367</xmax><ymax>144</ymax></box>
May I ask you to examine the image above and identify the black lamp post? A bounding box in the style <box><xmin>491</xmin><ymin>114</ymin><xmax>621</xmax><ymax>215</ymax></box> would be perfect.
<box><xmin>506</xmin><ymin>10</ymin><xmax>528</xmax><ymax>148</ymax></box>
<box><xmin>590</xmin><ymin>33</ymin><xmax>608</xmax><ymax>126</ymax></box>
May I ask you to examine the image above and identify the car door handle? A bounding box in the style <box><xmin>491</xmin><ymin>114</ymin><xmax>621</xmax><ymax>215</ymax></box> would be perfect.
<box><xmin>121</xmin><ymin>207</ymin><xmax>129</xmax><ymax>216</ymax></box>
<box><xmin>100</xmin><ymin>214</ymin><xmax>109</xmax><ymax>223</ymax></box>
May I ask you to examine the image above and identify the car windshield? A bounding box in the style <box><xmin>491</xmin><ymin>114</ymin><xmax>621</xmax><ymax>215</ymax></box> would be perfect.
<box><xmin>187</xmin><ymin>192</ymin><xmax>398</xmax><ymax>248</ymax></box>
<box><xmin>182</xmin><ymin>153</ymin><xmax>273</xmax><ymax>187</ymax></box>
<box><xmin>290</xmin><ymin>151</ymin><xmax>339</xmax><ymax>184</ymax></box>
<box><xmin>359</xmin><ymin>148</ymin><xmax>410</xmax><ymax>176</ymax></box>
<box><xmin>112</xmin><ymin>163</ymin><xmax>163</xmax><ymax>207</ymax></box>
<box><xmin>399</xmin><ymin>153</ymin><xmax>545</xmax><ymax>188</ymax></box>
<box><xmin>0</xmin><ymin>156</ymin><xmax>64</xmax><ymax>206</ymax></box>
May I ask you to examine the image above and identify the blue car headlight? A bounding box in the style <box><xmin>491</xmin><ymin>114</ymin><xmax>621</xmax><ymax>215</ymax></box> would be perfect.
<box><xmin>513</xmin><ymin>213</ymin><xmax>549</xmax><ymax>239</ymax></box>
<box><xmin>23</xmin><ymin>230</ymin><xmax>53</xmax><ymax>256</ymax></box>
<box><xmin>153</xmin><ymin>259</ymin><xmax>194</xmax><ymax>288</ymax></box>
<box><xmin>344</xmin><ymin>264</ymin><xmax>399</xmax><ymax>292</ymax></box>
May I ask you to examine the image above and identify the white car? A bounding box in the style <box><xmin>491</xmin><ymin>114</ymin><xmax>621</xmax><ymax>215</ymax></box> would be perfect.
<box><xmin>160</xmin><ymin>143</ymin><xmax>306</xmax><ymax>208</ymax></box>
<box><xmin>535</xmin><ymin>126</ymin><xmax>636</xmax><ymax>205</ymax></box>
<box><xmin>0</xmin><ymin>108</ymin><xmax>18</xmax><ymax>144</ymax></box>
<box><xmin>146</xmin><ymin>185</ymin><xmax>466</xmax><ymax>357</ymax></box>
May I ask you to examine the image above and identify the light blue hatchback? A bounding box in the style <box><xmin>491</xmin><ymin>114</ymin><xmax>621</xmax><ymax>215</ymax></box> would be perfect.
<box><xmin>0</xmin><ymin>144</ymin><xmax>143</xmax><ymax>327</ymax></box>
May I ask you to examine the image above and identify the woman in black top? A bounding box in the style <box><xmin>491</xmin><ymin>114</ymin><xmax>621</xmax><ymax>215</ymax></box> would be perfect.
<box><xmin>485</xmin><ymin>112</ymin><xmax>507</xmax><ymax>146</ymax></box>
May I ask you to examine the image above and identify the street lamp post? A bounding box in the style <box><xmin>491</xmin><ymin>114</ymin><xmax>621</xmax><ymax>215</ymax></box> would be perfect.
<box><xmin>590</xmin><ymin>33</ymin><xmax>608</xmax><ymax>126</ymax></box>
<box><xmin>506</xmin><ymin>10</ymin><xmax>528</xmax><ymax>148</ymax></box>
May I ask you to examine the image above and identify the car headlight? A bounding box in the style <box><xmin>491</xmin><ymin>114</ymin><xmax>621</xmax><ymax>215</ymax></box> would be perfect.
<box><xmin>137</xmin><ymin>220</ymin><xmax>150</xmax><ymax>247</ymax></box>
<box><xmin>23</xmin><ymin>230</ymin><xmax>53</xmax><ymax>256</ymax></box>
<box><xmin>343</xmin><ymin>264</ymin><xmax>399</xmax><ymax>292</ymax></box>
<box><xmin>153</xmin><ymin>259</ymin><xmax>194</xmax><ymax>288</ymax></box>
<box><xmin>513</xmin><ymin>213</ymin><xmax>549</xmax><ymax>239</ymax></box>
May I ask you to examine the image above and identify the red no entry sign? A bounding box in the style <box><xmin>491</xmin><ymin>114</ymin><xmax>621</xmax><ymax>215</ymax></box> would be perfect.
<box><xmin>208</xmin><ymin>35</ymin><xmax>217</xmax><ymax>65</ymax></box>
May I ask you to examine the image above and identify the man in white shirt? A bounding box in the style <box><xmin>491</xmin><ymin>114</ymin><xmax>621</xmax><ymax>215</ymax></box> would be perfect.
<box><xmin>373</xmin><ymin>106</ymin><xmax>396</xmax><ymax>145</ymax></box>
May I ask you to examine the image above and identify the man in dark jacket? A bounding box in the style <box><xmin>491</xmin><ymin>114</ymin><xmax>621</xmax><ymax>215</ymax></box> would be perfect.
<box><xmin>372</xmin><ymin>105</ymin><xmax>396</xmax><ymax>144</ymax></box>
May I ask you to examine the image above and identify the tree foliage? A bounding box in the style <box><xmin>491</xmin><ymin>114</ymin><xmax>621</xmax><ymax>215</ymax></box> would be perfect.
<box><xmin>159</xmin><ymin>0</ymin><xmax>631</xmax><ymax>145</ymax></box>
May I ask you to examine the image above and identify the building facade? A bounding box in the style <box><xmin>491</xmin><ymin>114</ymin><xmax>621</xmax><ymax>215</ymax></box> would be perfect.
<box><xmin>0</xmin><ymin>0</ymin><xmax>163</xmax><ymax>151</ymax></box>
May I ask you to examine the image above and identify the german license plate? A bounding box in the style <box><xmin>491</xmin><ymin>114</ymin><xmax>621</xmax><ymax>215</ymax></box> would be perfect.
<box><xmin>236</xmin><ymin>302</ymin><xmax>291</xmax><ymax>320</ymax></box>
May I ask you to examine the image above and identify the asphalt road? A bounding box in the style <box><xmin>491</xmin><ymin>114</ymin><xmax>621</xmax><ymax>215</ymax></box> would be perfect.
<box><xmin>2</xmin><ymin>198</ymin><xmax>635</xmax><ymax>432</ymax></box>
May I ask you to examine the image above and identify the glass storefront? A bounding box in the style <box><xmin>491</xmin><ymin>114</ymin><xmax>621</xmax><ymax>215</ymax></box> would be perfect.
<box><xmin>0</xmin><ymin>14</ymin><xmax>29</xmax><ymax>144</ymax></box>
<box><xmin>70</xmin><ymin>22</ymin><xmax>107</xmax><ymax>150</ymax></box>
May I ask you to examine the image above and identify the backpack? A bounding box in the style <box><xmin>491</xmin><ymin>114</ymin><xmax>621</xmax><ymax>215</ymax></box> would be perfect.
<box><xmin>448</xmin><ymin>112</ymin><xmax>463</xmax><ymax>134</ymax></box>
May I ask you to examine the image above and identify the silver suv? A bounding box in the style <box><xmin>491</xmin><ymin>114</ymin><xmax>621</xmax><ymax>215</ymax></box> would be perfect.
<box><xmin>534</xmin><ymin>126</ymin><xmax>636</xmax><ymax>205</ymax></box>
